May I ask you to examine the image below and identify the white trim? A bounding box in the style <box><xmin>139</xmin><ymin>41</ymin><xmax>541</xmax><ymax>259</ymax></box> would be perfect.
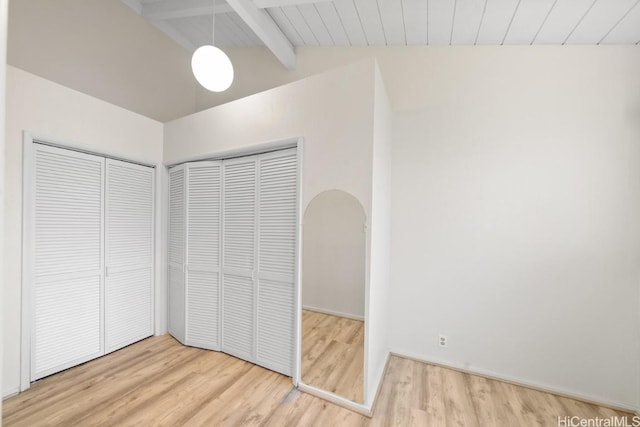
<box><xmin>293</xmin><ymin>140</ymin><xmax>304</xmax><ymax>387</ymax></box>
<box><xmin>297</xmin><ymin>383</ymin><xmax>372</xmax><ymax>417</ymax></box>
<box><xmin>164</xmin><ymin>137</ymin><xmax>299</xmax><ymax>167</ymax></box>
<box><xmin>391</xmin><ymin>350</ymin><xmax>639</xmax><ymax>414</ymax></box>
<box><xmin>368</xmin><ymin>351</ymin><xmax>391</xmax><ymax>417</ymax></box>
<box><xmin>27</xmin><ymin>132</ymin><xmax>157</xmax><ymax>167</ymax></box>
<box><xmin>2</xmin><ymin>388</ymin><xmax>20</xmax><ymax>400</ymax></box>
<box><xmin>302</xmin><ymin>305</ymin><xmax>364</xmax><ymax>322</ymax></box>
<box><xmin>362</xmin><ymin>219</ymin><xmax>370</xmax><ymax>404</ymax></box>
<box><xmin>20</xmin><ymin>132</ymin><xmax>34</xmax><ymax>392</ymax></box>
<box><xmin>225</xmin><ymin>0</ymin><xmax>296</xmax><ymax>70</ymax></box>
<box><xmin>155</xmin><ymin>164</ymin><xmax>168</xmax><ymax>335</ymax></box>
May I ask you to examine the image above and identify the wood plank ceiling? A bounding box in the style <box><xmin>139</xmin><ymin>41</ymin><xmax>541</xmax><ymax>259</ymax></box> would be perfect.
<box><xmin>123</xmin><ymin>0</ymin><xmax>640</xmax><ymax>69</ymax></box>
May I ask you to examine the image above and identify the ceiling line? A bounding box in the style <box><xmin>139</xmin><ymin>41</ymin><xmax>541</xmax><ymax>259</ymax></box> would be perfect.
<box><xmin>449</xmin><ymin>0</ymin><xmax>458</xmax><ymax>46</ymax></box>
<box><xmin>474</xmin><ymin>0</ymin><xmax>489</xmax><ymax>46</ymax></box>
<box><xmin>562</xmin><ymin>0</ymin><xmax>599</xmax><ymax>45</ymax></box>
<box><xmin>296</xmin><ymin>5</ymin><xmax>321</xmax><ymax>45</ymax></box>
<box><xmin>426</xmin><ymin>0</ymin><xmax>429</xmax><ymax>45</ymax></box>
<box><xmin>353</xmin><ymin>0</ymin><xmax>371</xmax><ymax>46</ymax></box>
<box><xmin>400</xmin><ymin>0</ymin><xmax>407</xmax><ymax>45</ymax></box>
<box><xmin>374</xmin><ymin>0</ymin><xmax>388</xmax><ymax>46</ymax></box>
<box><xmin>224</xmin><ymin>0</ymin><xmax>296</xmax><ymax>69</ymax></box>
<box><xmin>530</xmin><ymin>0</ymin><xmax>559</xmax><ymax>45</ymax></box>
<box><xmin>314</xmin><ymin>4</ymin><xmax>336</xmax><ymax>45</ymax></box>
<box><xmin>597</xmin><ymin>0</ymin><xmax>640</xmax><ymax>45</ymax></box>
<box><xmin>332</xmin><ymin>2</ymin><xmax>352</xmax><ymax>46</ymax></box>
<box><xmin>501</xmin><ymin>0</ymin><xmax>522</xmax><ymax>45</ymax></box>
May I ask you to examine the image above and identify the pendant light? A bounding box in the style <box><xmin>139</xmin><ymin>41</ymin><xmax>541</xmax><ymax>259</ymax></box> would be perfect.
<box><xmin>191</xmin><ymin>0</ymin><xmax>234</xmax><ymax>92</ymax></box>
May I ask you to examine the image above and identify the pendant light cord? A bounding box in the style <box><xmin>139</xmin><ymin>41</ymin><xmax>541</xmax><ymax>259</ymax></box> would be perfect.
<box><xmin>212</xmin><ymin>0</ymin><xmax>216</xmax><ymax>46</ymax></box>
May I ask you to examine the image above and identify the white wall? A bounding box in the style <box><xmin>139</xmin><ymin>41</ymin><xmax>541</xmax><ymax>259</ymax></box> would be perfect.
<box><xmin>2</xmin><ymin>66</ymin><xmax>164</xmax><ymax>397</ymax></box>
<box><xmin>165</xmin><ymin>59</ymin><xmax>384</xmax><ymax>406</ymax></box>
<box><xmin>0</xmin><ymin>0</ymin><xmax>8</xmax><ymax>416</ymax></box>
<box><xmin>302</xmin><ymin>190</ymin><xmax>366</xmax><ymax>319</ymax></box>
<box><xmin>164</xmin><ymin>60</ymin><xmax>375</xmax><ymax>215</ymax></box>
<box><xmin>388</xmin><ymin>47</ymin><xmax>640</xmax><ymax>410</ymax></box>
<box><xmin>211</xmin><ymin>45</ymin><xmax>640</xmax><ymax>410</ymax></box>
<box><xmin>3</xmin><ymin>41</ymin><xmax>638</xmax><ymax>412</ymax></box>
<box><xmin>366</xmin><ymin>64</ymin><xmax>393</xmax><ymax>403</ymax></box>
<box><xmin>8</xmin><ymin>0</ymin><xmax>197</xmax><ymax>122</ymax></box>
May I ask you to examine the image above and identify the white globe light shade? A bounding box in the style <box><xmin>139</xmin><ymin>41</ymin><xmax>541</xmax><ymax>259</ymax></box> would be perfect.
<box><xmin>191</xmin><ymin>45</ymin><xmax>234</xmax><ymax>92</ymax></box>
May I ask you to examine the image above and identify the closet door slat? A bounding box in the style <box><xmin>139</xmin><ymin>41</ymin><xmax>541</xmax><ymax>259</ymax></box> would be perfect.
<box><xmin>185</xmin><ymin>162</ymin><xmax>221</xmax><ymax>350</ymax></box>
<box><xmin>222</xmin><ymin>157</ymin><xmax>257</xmax><ymax>362</ymax></box>
<box><xmin>32</xmin><ymin>144</ymin><xmax>105</xmax><ymax>380</ymax></box>
<box><xmin>104</xmin><ymin>159</ymin><xmax>154</xmax><ymax>353</ymax></box>
<box><xmin>256</xmin><ymin>149</ymin><xmax>297</xmax><ymax>376</ymax></box>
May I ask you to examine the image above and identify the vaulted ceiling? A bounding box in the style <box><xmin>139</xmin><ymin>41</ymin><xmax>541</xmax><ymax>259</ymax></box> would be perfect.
<box><xmin>123</xmin><ymin>0</ymin><xmax>640</xmax><ymax>69</ymax></box>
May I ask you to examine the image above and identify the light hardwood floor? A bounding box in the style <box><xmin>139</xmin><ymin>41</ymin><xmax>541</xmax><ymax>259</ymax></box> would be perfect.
<box><xmin>3</xmin><ymin>334</ymin><xmax>632</xmax><ymax>426</ymax></box>
<box><xmin>301</xmin><ymin>309</ymin><xmax>364</xmax><ymax>403</ymax></box>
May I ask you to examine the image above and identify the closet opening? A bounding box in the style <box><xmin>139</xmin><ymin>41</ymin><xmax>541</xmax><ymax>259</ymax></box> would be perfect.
<box><xmin>20</xmin><ymin>134</ymin><xmax>159</xmax><ymax>391</ymax></box>
<box><xmin>166</xmin><ymin>143</ymin><xmax>302</xmax><ymax>383</ymax></box>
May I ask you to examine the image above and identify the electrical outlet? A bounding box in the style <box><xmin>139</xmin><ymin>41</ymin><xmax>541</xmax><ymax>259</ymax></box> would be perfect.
<box><xmin>438</xmin><ymin>334</ymin><xmax>448</xmax><ymax>348</ymax></box>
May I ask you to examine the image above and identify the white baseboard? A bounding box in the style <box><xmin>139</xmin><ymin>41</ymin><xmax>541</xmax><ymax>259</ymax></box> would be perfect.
<box><xmin>368</xmin><ymin>351</ymin><xmax>391</xmax><ymax>415</ymax></box>
<box><xmin>298</xmin><ymin>382</ymin><xmax>372</xmax><ymax>416</ymax></box>
<box><xmin>302</xmin><ymin>305</ymin><xmax>364</xmax><ymax>321</ymax></box>
<box><xmin>297</xmin><ymin>351</ymin><xmax>390</xmax><ymax>417</ymax></box>
<box><xmin>391</xmin><ymin>349</ymin><xmax>638</xmax><ymax>414</ymax></box>
<box><xmin>2</xmin><ymin>387</ymin><xmax>20</xmax><ymax>400</ymax></box>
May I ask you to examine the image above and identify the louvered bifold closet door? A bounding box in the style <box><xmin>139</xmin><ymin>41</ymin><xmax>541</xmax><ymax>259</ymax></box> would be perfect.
<box><xmin>32</xmin><ymin>144</ymin><xmax>105</xmax><ymax>381</ymax></box>
<box><xmin>222</xmin><ymin>156</ymin><xmax>257</xmax><ymax>362</ymax></box>
<box><xmin>256</xmin><ymin>149</ymin><xmax>297</xmax><ymax>376</ymax></box>
<box><xmin>185</xmin><ymin>162</ymin><xmax>222</xmax><ymax>350</ymax></box>
<box><xmin>104</xmin><ymin>159</ymin><xmax>154</xmax><ymax>354</ymax></box>
<box><xmin>168</xmin><ymin>165</ymin><xmax>186</xmax><ymax>343</ymax></box>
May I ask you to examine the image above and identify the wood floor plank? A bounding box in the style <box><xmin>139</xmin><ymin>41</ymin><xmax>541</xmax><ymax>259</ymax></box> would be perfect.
<box><xmin>3</xmin><ymin>335</ymin><xmax>634</xmax><ymax>426</ymax></box>
<box><xmin>3</xmin><ymin>335</ymin><xmax>171</xmax><ymax>418</ymax></box>
<box><xmin>423</xmin><ymin>365</ymin><xmax>448</xmax><ymax>426</ymax></box>
<box><xmin>301</xmin><ymin>310</ymin><xmax>364</xmax><ymax>403</ymax></box>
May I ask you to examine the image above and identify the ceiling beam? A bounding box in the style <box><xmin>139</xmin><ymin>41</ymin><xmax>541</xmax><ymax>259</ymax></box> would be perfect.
<box><xmin>225</xmin><ymin>0</ymin><xmax>296</xmax><ymax>69</ymax></box>
<box><xmin>141</xmin><ymin>0</ymin><xmax>233</xmax><ymax>21</ymax></box>
<box><xmin>140</xmin><ymin>0</ymin><xmax>335</xmax><ymax>21</ymax></box>
<box><xmin>253</xmin><ymin>0</ymin><xmax>334</xmax><ymax>7</ymax></box>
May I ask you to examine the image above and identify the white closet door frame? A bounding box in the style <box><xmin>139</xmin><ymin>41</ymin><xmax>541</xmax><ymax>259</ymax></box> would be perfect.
<box><xmin>20</xmin><ymin>134</ymin><xmax>158</xmax><ymax>392</ymax></box>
